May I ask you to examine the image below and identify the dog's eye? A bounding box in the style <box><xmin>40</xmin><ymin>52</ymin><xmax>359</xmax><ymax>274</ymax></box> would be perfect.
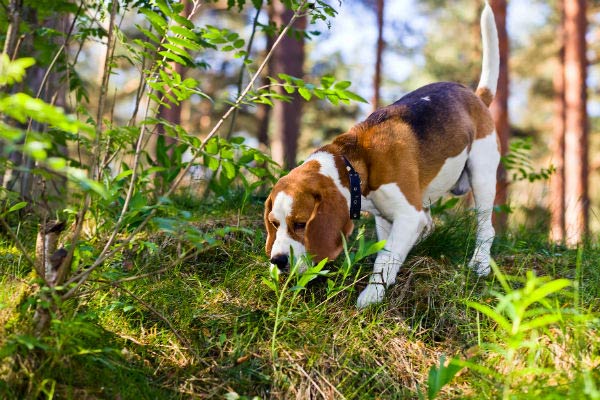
<box><xmin>271</xmin><ymin>220</ymin><xmax>280</xmax><ymax>229</ymax></box>
<box><xmin>293</xmin><ymin>222</ymin><xmax>306</xmax><ymax>231</ymax></box>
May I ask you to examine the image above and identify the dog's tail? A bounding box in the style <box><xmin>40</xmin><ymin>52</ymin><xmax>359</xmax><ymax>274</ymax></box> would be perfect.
<box><xmin>476</xmin><ymin>1</ymin><xmax>499</xmax><ymax>107</ymax></box>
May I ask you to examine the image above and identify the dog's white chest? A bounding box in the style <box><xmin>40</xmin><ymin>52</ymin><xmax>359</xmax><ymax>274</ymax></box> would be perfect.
<box><xmin>422</xmin><ymin>149</ymin><xmax>468</xmax><ymax>207</ymax></box>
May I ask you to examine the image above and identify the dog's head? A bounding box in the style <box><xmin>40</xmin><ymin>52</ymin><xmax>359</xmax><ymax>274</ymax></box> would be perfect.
<box><xmin>264</xmin><ymin>162</ymin><xmax>354</xmax><ymax>272</ymax></box>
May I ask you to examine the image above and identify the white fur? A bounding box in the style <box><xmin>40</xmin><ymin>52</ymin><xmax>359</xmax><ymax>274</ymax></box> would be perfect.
<box><xmin>422</xmin><ymin>148</ymin><xmax>468</xmax><ymax>207</ymax></box>
<box><xmin>306</xmin><ymin>151</ymin><xmax>381</xmax><ymax>217</ymax></box>
<box><xmin>466</xmin><ymin>131</ymin><xmax>500</xmax><ymax>276</ymax></box>
<box><xmin>357</xmin><ymin>184</ymin><xmax>428</xmax><ymax>308</ymax></box>
<box><xmin>270</xmin><ymin>192</ymin><xmax>306</xmax><ymax>268</ymax></box>
<box><xmin>306</xmin><ymin>152</ymin><xmax>350</xmax><ymax>205</ymax></box>
<box><xmin>477</xmin><ymin>1</ymin><xmax>499</xmax><ymax>96</ymax></box>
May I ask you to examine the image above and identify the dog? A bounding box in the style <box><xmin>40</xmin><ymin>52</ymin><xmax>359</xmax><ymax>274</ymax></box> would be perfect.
<box><xmin>264</xmin><ymin>3</ymin><xmax>500</xmax><ymax>308</ymax></box>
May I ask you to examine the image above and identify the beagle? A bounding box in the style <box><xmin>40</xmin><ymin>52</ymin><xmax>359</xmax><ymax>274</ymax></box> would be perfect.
<box><xmin>264</xmin><ymin>3</ymin><xmax>500</xmax><ymax>308</ymax></box>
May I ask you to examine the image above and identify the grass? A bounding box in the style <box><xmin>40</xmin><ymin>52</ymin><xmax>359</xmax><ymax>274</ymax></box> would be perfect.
<box><xmin>1</xmin><ymin>193</ymin><xmax>599</xmax><ymax>399</ymax></box>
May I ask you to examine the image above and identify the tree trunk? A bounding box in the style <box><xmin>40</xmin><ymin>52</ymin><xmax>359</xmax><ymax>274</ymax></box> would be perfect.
<box><xmin>3</xmin><ymin>5</ymin><xmax>69</xmax><ymax>210</ymax></box>
<box><xmin>550</xmin><ymin>3</ymin><xmax>566</xmax><ymax>243</ymax></box>
<box><xmin>563</xmin><ymin>0</ymin><xmax>588</xmax><ymax>246</ymax></box>
<box><xmin>372</xmin><ymin>0</ymin><xmax>385</xmax><ymax>111</ymax></box>
<box><xmin>489</xmin><ymin>0</ymin><xmax>509</xmax><ymax>232</ymax></box>
<box><xmin>270</xmin><ymin>2</ymin><xmax>306</xmax><ymax>170</ymax></box>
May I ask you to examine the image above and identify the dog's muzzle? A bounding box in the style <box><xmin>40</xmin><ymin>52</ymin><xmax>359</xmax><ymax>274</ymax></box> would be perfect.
<box><xmin>270</xmin><ymin>253</ymin><xmax>289</xmax><ymax>273</ymax></box>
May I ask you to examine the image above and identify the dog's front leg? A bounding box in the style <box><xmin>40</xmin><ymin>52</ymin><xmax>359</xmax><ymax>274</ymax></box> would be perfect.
<box><xmin>357</xmin><ymin>210</ymin><xmax>427</xmax><ymax>308</ymax></box>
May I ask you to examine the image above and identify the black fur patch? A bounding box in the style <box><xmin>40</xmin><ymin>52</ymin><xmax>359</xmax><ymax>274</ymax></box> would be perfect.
<box><xmin>392</xmin><ymin>82</ymin><xmax>466</xmax><ymax>140</ymax></box>
<box><xmin>364</xmin><ymin>82</ymin><xmax>470</xmax><ymax>142</ymax></box>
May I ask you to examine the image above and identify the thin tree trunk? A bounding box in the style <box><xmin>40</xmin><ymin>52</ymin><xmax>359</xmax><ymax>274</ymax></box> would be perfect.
<box><xmin>372</xmin><ymin>0</ymin><xmax>384</xmax><ymax>111</ymax></box>
<box><xmin>563</xmin><ymin>0</ymin><xmax>588</xmax><ymax>246</ymax></box>
<box><xmin>489</xmin><ymin>0</ymin><xmax>509</xmax><ymax>232</ymax></box>
<box><xmin>270</xmin><ymin>2</ymin><xmax>306</xmax><ymax>170</ymax></box>
<box><xmin>550</xmin><ymin>3</ymin><xmax>566</xmax><ymax>243</ymax></box>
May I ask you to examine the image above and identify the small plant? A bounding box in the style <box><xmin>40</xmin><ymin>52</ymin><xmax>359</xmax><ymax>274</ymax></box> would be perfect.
<box><xmin>419</xmin><ymin>354</ymin><xmax>462</xmax><ymax>400</ymax></box>
<box><xmin>502</xmin><ymin>137</ymin><xmax>555</xmax><ymax>183</ymax></box>
<box><xmin>327</xmin><ymin>227</ymin><xmax>386</xmax><ymax>299</ymax></box>
<box><xmin>428</xmin><ymin>256</ymin><xmax>598</xmax><ymax>399</ymax></box>
<box><xmin>262</xmin><ymin>254</ymin><xmax>329</xmax><ymax>361</ymax></box>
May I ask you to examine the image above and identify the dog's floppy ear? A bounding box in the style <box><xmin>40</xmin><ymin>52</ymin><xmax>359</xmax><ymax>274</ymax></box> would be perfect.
<box><xmin>305</xmin><ymin>190</ymin><xmax>353</xmax><ymax>262</ymax></box>
<box><xmin>264</xmin><ymin>194</ymin><xmax>276</xmax><ymax>257</ymax></box>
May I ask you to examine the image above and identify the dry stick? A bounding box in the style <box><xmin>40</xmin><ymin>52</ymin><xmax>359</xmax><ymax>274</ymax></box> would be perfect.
<box><xmin>62</xmin><ymin>1</ymin><xmax>307</xmax><ymax>299</ymax></box>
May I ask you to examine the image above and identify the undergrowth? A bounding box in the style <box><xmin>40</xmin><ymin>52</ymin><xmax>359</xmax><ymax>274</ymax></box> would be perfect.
<box><xmin>1</xmin><ymin>194</ymin><xmax>599</xmax><ymax>399</ymax></box>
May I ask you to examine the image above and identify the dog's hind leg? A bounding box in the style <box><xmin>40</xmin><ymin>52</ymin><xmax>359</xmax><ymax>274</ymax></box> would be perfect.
<box><xmin>466</xmin><ymin>131</ymin><xmax>500</xmax><ymax>276</ymax></box>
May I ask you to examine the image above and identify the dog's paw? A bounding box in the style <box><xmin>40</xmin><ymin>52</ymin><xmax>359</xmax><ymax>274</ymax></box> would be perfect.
<box><xmin>356</xmin><ymin>284</ymin><xmax>386</xmax><ymax>309</ymax></box>
<box><xmin>468</xmin><ymin>255</ymin><xmax>491</xmax><ymax>276</ymax></box>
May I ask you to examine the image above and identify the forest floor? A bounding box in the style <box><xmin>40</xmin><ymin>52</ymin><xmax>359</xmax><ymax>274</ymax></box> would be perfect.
<box><xmin>1</xmin><ymin>193</ymin><xmax>599</xmax><ymax>399</ymax></box>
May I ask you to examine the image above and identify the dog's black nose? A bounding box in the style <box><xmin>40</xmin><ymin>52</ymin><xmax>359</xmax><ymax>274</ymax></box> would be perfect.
<box><xmin>270</xmin><ymin>254</ymin><xmax>289</xmax><ymax>272</ymax></box>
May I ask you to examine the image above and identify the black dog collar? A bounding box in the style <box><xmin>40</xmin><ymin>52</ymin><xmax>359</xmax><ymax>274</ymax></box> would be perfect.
<box><xmin>342</xmin><ymin>156</ymin><xmax>361</xmax><ymax>220</ymax></box>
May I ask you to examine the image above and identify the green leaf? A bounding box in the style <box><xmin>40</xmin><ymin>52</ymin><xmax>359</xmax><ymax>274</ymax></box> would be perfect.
<box><xmin>167</xmin><ymin>35</ymin><xmax>202</xmax><ymax>51</ymax></box>
<box><xmin>343</xmin><ymin>91</ymin><xmax>368</xmax><ymax>103</ymax></box>
<box><xmin>159</xmin><ymin>50</ymin><xmax>188</xmax><ymax>66</ymax></box>
<box><xmin>136</xmin><ymin>26</ymin><xmax>161</xmax><ymax>44</ymax></box>
<box><xmin>47</xmin><ymin>157</ymin><xmax>67</xmax><ymax>170</ymax></box>
<box><xmin>465</xmin><ymin>301</ymin><xmax>512</xmax><ymax>334</ymax></box>
<box><xmin>365</xmin><ymin>240</ymin><xmax>386</xmax><ymax>258</ymax></box>
<box><xmin>333</xmin><ymin>80</ymin><xmax>351</xmax><ymax>90</ymax></box>
<box><xmin>320</xmin><ymin>75</ymin><xmax>335</xmax><ymax>89</ymax></box>
<box><xmin>221</xmin><ymin>160</ymin><xmax>236</xmax><ymax>179</ymax></box>
<box><xmin>8</xmin><ymin>202</ymin><xmax>27</xmax><ymax>213</ymax></box>
<box><xmin>298</xmin><ymin>87</ymin><xmax>312</xmax><ymax>101</ymax></box>
<box><xmin>140</xmin><ymin>9</ymin><xmax>167</xmax><ymax>34</ymax></box>
<box><xmin>520</xmin><ymin>314</ymin><xmax>563</xmax><ymax>332</ymax></box>
<box><xmin>171</xmin><ymin>25</ymin><xmax>198</xmax><ymax>40</ymax></box>
<box><xmin>162</xmin><ymin>43</ymin><xmax>191</xmax><ymax>59</ymax></box>
<box><xmin>427</xmin><ymin>355</ymin><xmax>462</xmax><ymax>400</ymax></box>
<box><xmin>524</xmin><ymin>279</ymin><xmax>571</xmax><ymax>308</ymax></box>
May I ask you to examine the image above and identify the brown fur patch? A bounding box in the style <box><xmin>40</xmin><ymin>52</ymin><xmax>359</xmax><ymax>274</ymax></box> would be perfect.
<box><xmin>475</xmin><ymin>87</ymin><xmax>494</xmax><ymax>107</ymax></box>
<box><xmin>264</xmin><ymin>162</ymin><xmax>353</xmax><ymax>262</ymax></box>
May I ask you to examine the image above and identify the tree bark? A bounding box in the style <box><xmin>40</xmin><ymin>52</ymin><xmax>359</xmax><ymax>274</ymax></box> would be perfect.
<box><xmin>372</xmin><ymin>0</ymin><xmax>385</xmax><ymax>111</ymax></box>
<box><xmin>3</xmin><ymin>5</ymin><xmax>69</xmax><ymax>209</ymax></box>
<box><xmin>489</xmin><ymin>0</ymin><xmax>509</xmax><ymax>232</ymax></box>
<box><xmin>550</xmin><ymin>3</ymin><xmax>566</xmax><ymax>243</ymax></box>
<box><xmin>270</xmin><ymin>2</ymin><xmax>306</xmax><ymax>170</ymax></box>
<box><xmin>563</xmin><ymin>0</ymin><xmax>588</xmax><ymax>246</ymax></box>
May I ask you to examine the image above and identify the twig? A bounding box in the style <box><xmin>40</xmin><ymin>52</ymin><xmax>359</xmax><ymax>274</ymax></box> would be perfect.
<box><xmin>226</xmin><ymin>3</ymin><xmax>263</xmax><ymax>139</ymax></box>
